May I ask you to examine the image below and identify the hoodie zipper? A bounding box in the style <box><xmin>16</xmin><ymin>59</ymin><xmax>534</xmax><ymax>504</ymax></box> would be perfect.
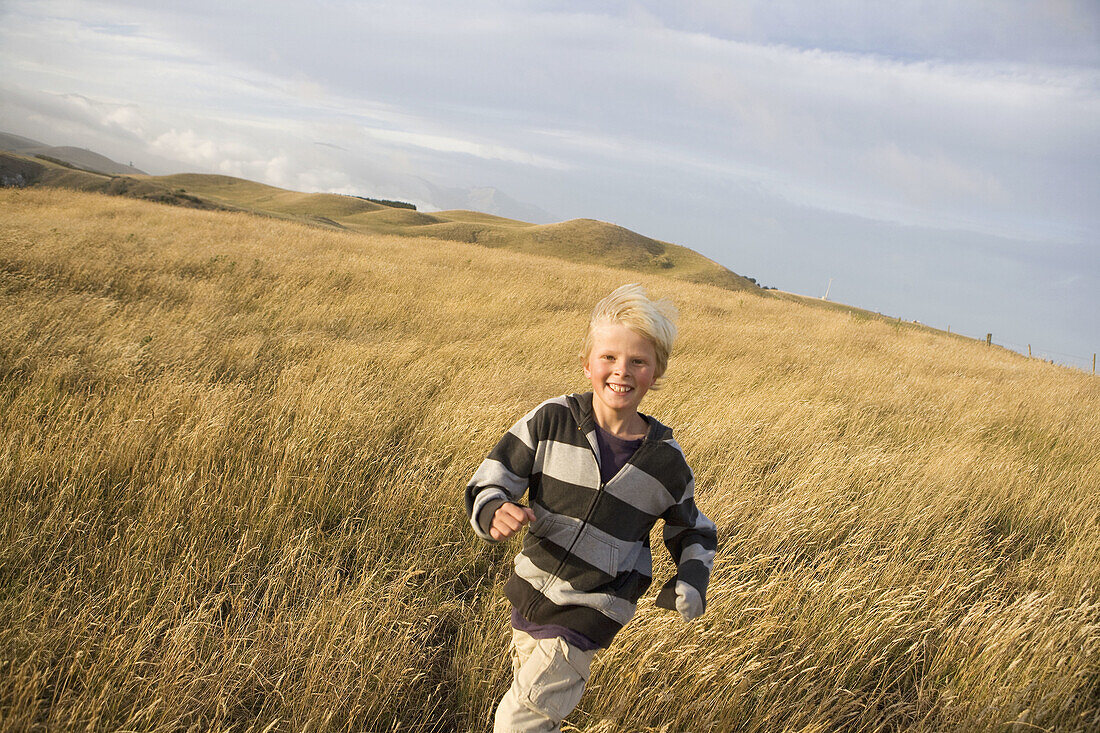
<box><xmin>545</xmin><ymin>419</ymin><xmax>650</xmax><ymax>583</ymax></box>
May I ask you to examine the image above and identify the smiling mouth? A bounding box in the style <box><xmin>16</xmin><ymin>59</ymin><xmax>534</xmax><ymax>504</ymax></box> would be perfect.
<box><xmin>608</xmin><ymin>383</ymin><xmax>633</xmax><ymax>393</ymax></box>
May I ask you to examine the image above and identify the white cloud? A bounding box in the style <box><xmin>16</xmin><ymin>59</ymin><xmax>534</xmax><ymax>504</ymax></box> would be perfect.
<box><xmin>360</xmin><ymin>127</ymin><xmax>568</xmax><ymax>169</ymax></box>
<box><xmin>100</xmin><ymin>104</ymin><xmax>147</xmax><ymax>138</ymax></box>
<box><xmin>2</xmin><ymin>0</ymin><xmax>1095</xmax><ymax>240</ymax></box>
<box><xmin>863</xmin><ymin>143</ymin><xmax>1008</xmax><ymax>209</ymax></box>
<box><xmin>150</xmin><ymin>128</ymin><xmax>245</xmax><ymax>169</ymax></box>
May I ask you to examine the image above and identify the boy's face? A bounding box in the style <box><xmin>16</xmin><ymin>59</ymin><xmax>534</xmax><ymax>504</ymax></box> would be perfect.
<box><xmin>583</xmin><ymin>323</ymin><xmax>658</xmax><ymax>420</ymax></box>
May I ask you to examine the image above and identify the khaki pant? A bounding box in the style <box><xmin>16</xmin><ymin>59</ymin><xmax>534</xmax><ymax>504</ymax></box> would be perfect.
<box><xmin>493</xmin><ymin>628</ymin><xmax>597</xmax><ymax>733</ymax></box>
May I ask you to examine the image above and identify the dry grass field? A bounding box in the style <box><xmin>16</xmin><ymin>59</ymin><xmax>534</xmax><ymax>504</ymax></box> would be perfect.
<box><xmin>1</xmin><ymin>188</ymin><xmax>1097</xmax><ymax>732</ymax></box>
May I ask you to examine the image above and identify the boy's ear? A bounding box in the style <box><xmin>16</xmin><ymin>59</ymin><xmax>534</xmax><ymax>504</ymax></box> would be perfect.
<box><xmin>582</xmin><ymin>357</ymin><xmax>591</xmax><ymax>380</ymax></box>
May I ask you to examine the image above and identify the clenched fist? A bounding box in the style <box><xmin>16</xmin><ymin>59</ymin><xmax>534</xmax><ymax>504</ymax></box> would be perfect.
<box><xmin>490</xmin><ymin>502</ymin><xmax>536</xmax><ymax>541</ymax></box>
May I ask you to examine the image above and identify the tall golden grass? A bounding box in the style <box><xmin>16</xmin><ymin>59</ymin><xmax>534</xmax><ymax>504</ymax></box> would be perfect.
<box><xmin>1</xmin><ymin>188</ymin><xmax>1097</xmax><ymax>732</ymax></box>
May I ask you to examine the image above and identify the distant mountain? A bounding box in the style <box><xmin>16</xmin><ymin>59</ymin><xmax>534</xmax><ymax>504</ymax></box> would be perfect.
<box><xmin>0</xmin><ymin>132</ymin><xmax>48</xmax><ymax>152</ymax></box>
<box><xmin>417</xmin><ymin>179</ymin><xmax>556</xmax><ymax>224</ymax></box>
<box><xmin>0</xmin><ymin>131</ymin><xmax>146</xmax><ymax>176</ymax></box>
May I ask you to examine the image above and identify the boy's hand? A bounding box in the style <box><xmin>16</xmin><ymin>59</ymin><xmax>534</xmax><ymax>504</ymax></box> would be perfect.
<box><xmin>490</xmin><ymin>503</ymin><xmax>536</xmax><ymax>541</ymax></box>
<box><xmin>674</xmin><ymin>580</ymin><xmax>704</xmax><ymax>621</ymax></box>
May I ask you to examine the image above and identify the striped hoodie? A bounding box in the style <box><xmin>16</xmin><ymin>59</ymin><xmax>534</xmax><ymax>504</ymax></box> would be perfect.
<box><xmin>465</xmin><ymin>392</ymin><xmax>718</xmax><ymax>647</ymax></box>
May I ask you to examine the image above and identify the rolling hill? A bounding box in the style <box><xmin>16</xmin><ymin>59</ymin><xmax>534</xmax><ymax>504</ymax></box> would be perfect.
<box><xmin>0</xmin><ymin>151</ymin><xmax>757</xmax><ymax>293</ymax></box>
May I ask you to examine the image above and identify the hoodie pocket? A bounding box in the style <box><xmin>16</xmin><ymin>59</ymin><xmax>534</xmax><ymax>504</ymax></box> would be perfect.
<box><xmin>584</xmin><ymin>530</ymin><xmax>619</xmax><ymax>578</ymax></box>
<box><xmin>537</xmin><ymin>516</ymin><xmax>577</xmax><ymax>548</ymax></box>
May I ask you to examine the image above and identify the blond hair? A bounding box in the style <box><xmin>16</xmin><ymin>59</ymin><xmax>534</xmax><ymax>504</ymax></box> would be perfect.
<box><xmin>583</xmin><ymin>283</ymin><xmax>678</xmax><ymax>382</ymax></box>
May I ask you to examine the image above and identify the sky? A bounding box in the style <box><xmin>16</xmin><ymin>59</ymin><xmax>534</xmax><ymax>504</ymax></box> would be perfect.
<box><xmin>2</xmin><ymin>0</ymin><xmax>1098</xmax><ymax>369</ymax></box>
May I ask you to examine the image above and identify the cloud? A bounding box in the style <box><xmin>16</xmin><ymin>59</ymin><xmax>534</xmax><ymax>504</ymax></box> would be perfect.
<box><xmin>863</xmin><ymin>143</ymin><xmax>1008</xmax><ymax>209</ymax></box>
<box><xmin>610</xmin><ymin>0</ymin><xmax>1100</xmax><ymax>65</ymax></box>
<box><xmin>2</xmin><ymin>0</ymin><xmax>1095</xmax><ymax>241</ymax></box>
<box><xmin>360</xmin><ymin>127</ymin><xmax>568</xmax><ymax>169</ymax></box>
<box><xmin>149</xmin><ymin>128</ymin><xmax>248</xmax><ymax>169</ymax></box>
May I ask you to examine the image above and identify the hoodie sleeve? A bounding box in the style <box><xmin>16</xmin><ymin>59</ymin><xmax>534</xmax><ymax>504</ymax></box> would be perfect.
<box><xmin>655</xmin><ymin>467</ymin><xmax>718</xmax><ymax>620</ymax></box>
<box><xmin>464</xmin><ymin>402</ymin><xmax>541</xmax><ymax>542</ymax></box>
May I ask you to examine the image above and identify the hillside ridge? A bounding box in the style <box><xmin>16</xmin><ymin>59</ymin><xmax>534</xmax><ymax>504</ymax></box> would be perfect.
<box><xmin>0</xmin><ymin>151</ymin><xmax>758</xmax><ymax>293</ymax></box>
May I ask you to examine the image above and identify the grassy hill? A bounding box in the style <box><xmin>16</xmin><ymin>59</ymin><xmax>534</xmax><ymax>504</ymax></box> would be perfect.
<box><xmin>1</xmin><ymin>188</ymin><xmax>1097</xmax><ymax>731</ymax></box>
<box><xmin>0</xmin><ymin>153</ymin><xmax>756</xmax><ymax>293</ymax></box>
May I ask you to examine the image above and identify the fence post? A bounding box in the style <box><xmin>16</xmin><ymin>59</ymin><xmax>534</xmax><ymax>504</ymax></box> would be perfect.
<box><xmin>1028</xmin><ymin>344</ymin><xmax>1032</xmax><ymax>357</ymax></box>
<box><xmin>986</xmin><ymin>333</ymin><xmax>992</xmax><ymax>346</ymax></box>
<box><xmin>1094</xmin><ymin>354</ymin><xmax>1096</xmax><ymax>374</ymax></box>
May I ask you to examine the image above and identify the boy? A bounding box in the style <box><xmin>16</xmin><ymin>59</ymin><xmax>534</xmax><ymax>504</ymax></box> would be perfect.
<box><xmin>465</xmin><ymin>283</ymin><xmax>718</xmax><ymax>732</ymax></box>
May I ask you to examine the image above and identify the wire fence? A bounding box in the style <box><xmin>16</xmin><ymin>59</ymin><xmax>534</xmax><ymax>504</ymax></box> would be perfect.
<box><xmin>994</xmin><ymin>337</ymin><xmax>1095</xmax><ymax>374</ymax></box>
